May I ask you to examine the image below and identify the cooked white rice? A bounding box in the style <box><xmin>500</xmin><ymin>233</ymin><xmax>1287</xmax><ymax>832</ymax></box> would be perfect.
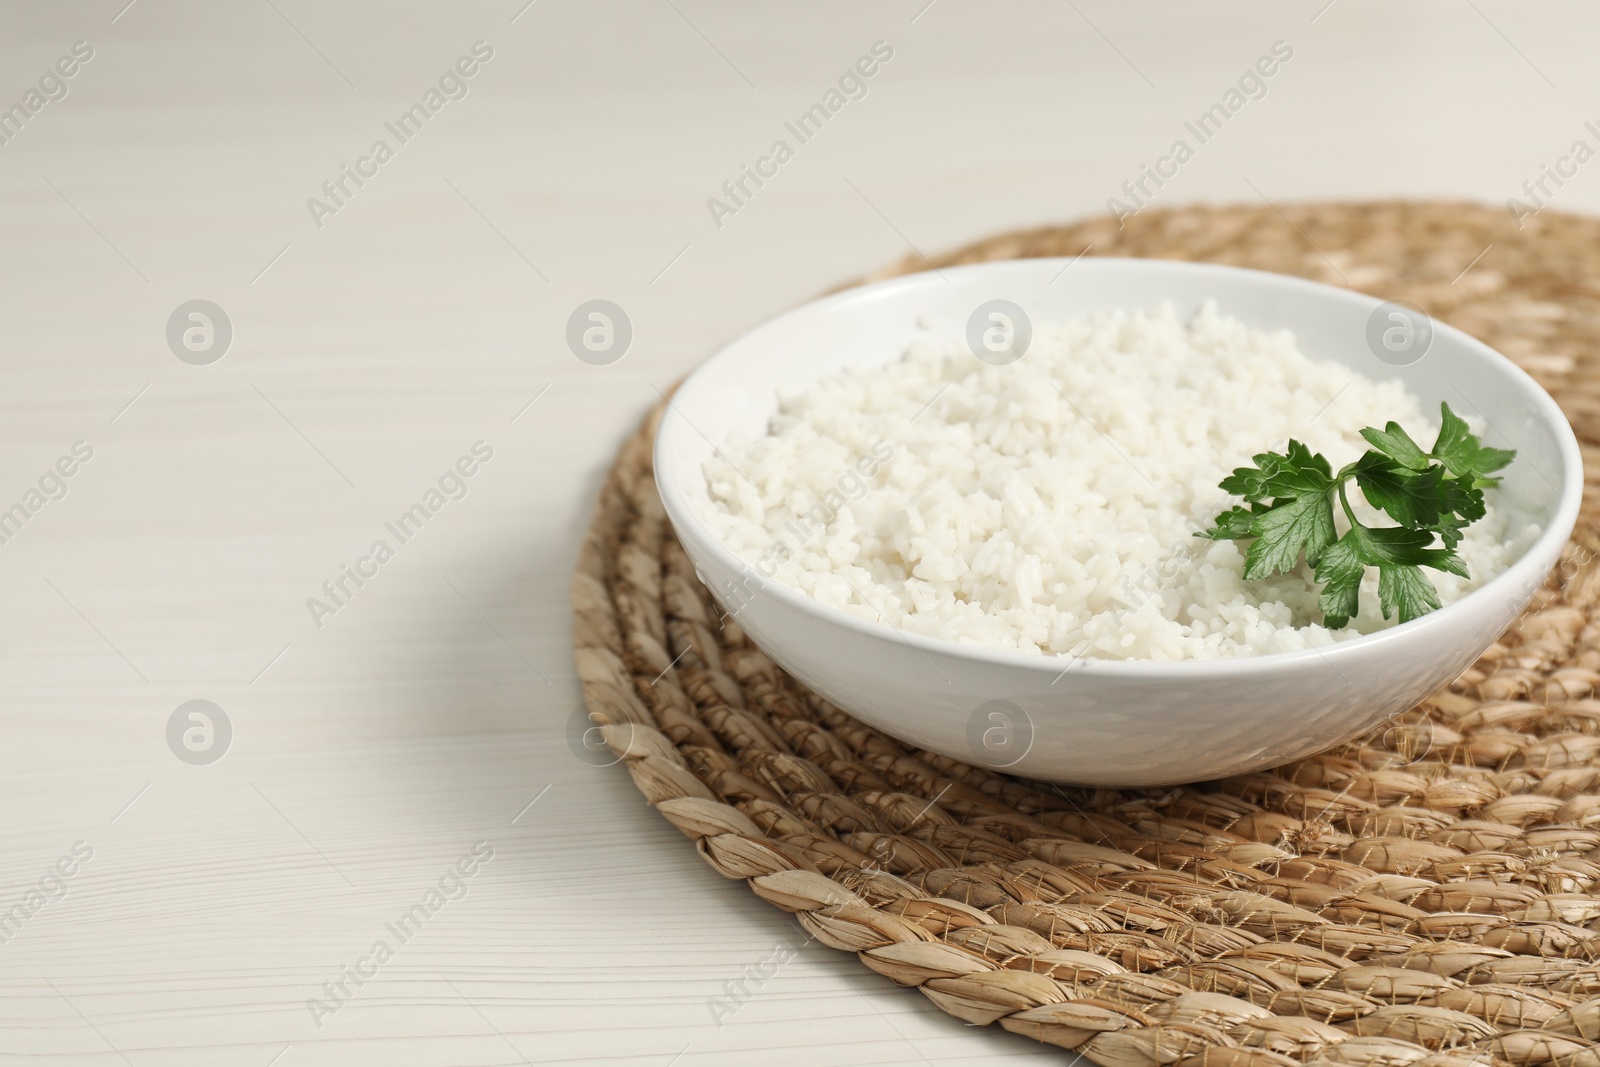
<box><xmin>699</xmin><ymin>302</ymin><xmax>1538</xmax><ymax>660</ymax></box>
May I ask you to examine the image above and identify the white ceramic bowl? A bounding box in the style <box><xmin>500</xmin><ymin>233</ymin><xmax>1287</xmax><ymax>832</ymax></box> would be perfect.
<box><xmin>654</xmin><ymin>258</ymin><xmax>1582</xmax><ymax>786</ymax></box>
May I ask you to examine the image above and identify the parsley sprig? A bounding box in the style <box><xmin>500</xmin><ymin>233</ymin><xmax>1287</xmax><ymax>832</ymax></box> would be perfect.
<box><xmin>1199</xmin><ymin>403</ymin><xmax>1514</xmax><ymax>628</ymax></box>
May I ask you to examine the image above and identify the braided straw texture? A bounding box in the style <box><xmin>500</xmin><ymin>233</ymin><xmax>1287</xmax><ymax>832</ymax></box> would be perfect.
<box><xmin>574</xmin><ymin>202</ymin><xmax>1600</xmax><ymax>1066</ymax></box>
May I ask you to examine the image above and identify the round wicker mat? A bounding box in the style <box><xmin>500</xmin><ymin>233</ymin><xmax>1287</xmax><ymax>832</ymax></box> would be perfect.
<box><xmin>573</xmin><ymin>202</ymin><xmax>1600</xmax><ymax>1066</ymax></box>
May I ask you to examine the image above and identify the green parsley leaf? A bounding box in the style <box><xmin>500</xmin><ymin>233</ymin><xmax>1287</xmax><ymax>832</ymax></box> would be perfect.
<box><xmin>1202</xmin><ymin>405</ymin><xmax>1512</xmax><ymax>629</ymax></box>
<box><xmin>1435</xmin><ymin>477</ymin><xmax>1487</xmax><ymax>550</ymax></box>
<box><xmin>1431</xmin><ymin>402</ymin><xmax>1515</xmax><ymax>483</ymax></box>
<box><xmin>1360</xmin><ymin>421</ymin><xmax>1430</xmax><ymax>470</ymax></box>
<box><xmin>1200</xmin><ymin>504</ymin><xmax>1264</xmax><ymax>541</ymax></box>
<box><xmin>1353</xmin><ymin>523</ymin><xmax>1468</xmax><ymax>577</ymax></box>
<box><xmin>1313</xmin><ymin>532</ymin><xmax>1367</xmax><ymax>627</ymax></box>
<box><xmin>1219</xmin><ymin>440</ymin><xmax>1334</xmax><ymax>503</ymax></box>
<box><xmin>1378</xmin><ymin>564</ymin><xmax>1443</xmax><ymax>623</ymax></box>
<box><xmin>1351</xmin><ymin>451</ymin><xmax>1447</xmax><ymax>530</ymax></box>
<box><xmin>1261</xmin><ymin>440</ymin><xmax>1336</xmax><ymax>498</ymax></box>
<box><xmin>1241</xmin><ymin>490</ymin><xmax>1336</xmax><ymax>579</ymax></box>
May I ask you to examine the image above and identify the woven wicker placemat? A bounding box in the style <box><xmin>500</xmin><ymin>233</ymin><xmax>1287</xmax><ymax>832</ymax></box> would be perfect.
<box><xmin>573</xmin><ymin>202</ymin><xmax>1600</xmax><ymax>1066</ymax></box>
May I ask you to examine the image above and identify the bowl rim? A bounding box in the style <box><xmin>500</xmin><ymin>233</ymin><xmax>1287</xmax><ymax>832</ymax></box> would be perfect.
<box><xmin>654</xmin><ymin>256</ymin><xmax>1585</xmax><ymax>679</ymax></box>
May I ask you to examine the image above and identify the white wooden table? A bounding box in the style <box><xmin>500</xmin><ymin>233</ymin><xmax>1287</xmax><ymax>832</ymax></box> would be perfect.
<box><xmin>3</xmin><ymin>2</ymin><xmax>1598</xmax><ymax>1063</ymax></box>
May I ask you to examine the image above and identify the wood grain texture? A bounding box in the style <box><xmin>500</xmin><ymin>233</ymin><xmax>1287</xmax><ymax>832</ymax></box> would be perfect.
<box><xmin>3</xmin><ymin>2</ymin><xmax>1600</xmax><ymax>1063</ymax></box>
